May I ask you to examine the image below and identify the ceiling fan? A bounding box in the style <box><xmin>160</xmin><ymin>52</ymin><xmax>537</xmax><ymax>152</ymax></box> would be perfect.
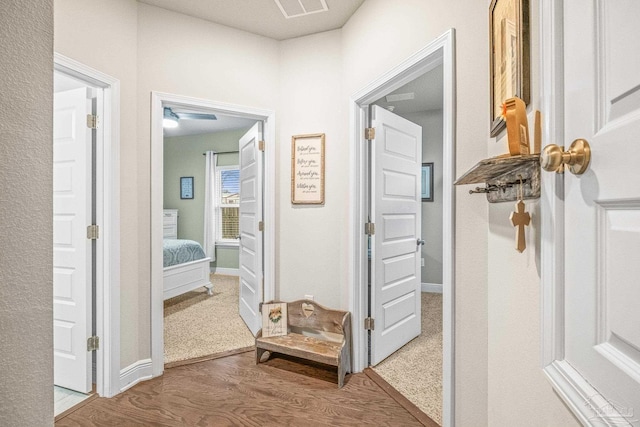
<box><xmin>163</xmin><ymin>107</ymin><xmax>217</xmax><ymax>128</ymax></box>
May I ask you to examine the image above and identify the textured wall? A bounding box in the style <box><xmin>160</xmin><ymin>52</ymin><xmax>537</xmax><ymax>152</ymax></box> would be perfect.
<box><xmin>0</xmin><ymin>1</ymin><xmax>54</xmax><ymax>425</ymax></box>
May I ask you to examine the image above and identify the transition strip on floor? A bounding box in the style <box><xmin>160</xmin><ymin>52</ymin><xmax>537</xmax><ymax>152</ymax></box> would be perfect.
<box><xmin>364</xmin><ymin>368</ymin><xmax>440</xmax><ymax>427</ymax></box>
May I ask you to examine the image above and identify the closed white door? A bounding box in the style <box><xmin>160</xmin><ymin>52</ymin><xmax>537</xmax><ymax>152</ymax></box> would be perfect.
<box><xmin>560</xmin><ymin>0</ymin><xmax>640</xmax><ymax>422</ymax></box>
<box><xmin>370</xmin><ymin>105</ymin><xmax>422</xmax><ymax>365</ymax></box>
<box><xmin>53</xmin><ymin>87</ymin><xmax>92</xmax><ymax>393</ymax></box>
<box><xmin>238</xmin><ymin>122</ymin><xmax>263</xmax><ymax>336</ymax></box>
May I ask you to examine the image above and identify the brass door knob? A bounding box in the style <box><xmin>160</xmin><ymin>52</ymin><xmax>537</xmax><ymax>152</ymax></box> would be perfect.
<box><xmin>540</xmin><ymin>138</ymin><xmax>591</xmax><ymax>175</ymax></box>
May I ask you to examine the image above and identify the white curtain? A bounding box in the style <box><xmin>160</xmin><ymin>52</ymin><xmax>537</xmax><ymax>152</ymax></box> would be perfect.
<box><xmin>203</xmin><ymin>152</ymin><xmax>218</xmax><ymax>261</ymax></box>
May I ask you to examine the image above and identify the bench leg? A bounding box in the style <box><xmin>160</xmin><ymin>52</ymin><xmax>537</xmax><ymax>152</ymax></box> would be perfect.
<box><xmin>256</xmin><ymin>347</ymin><xmax>268</xmax><ymax>365</ymax></box>
<box><xmin>338</xmin><ymin>364</ymin><xmax>345</xmax><ymax>388</ymax></box>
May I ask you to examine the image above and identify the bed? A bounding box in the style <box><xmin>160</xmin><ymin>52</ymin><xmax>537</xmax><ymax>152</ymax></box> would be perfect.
<box><xmin>163</xmin><ymin>209</ymin><xmax>213</xmax><ymax>300</ymax></box>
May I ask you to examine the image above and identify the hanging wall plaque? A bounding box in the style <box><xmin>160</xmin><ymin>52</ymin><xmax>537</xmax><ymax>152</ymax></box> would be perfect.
<box><xmin>291</xmin><ymin>133</ymin><xmax>325</xmax><ymax>205</ymax></box>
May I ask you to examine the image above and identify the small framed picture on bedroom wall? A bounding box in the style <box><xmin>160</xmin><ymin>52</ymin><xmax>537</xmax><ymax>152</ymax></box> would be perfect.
<box><xmin>180</xmin><ymin>176</ymin><xmax>194</xmax><ymax>199</ymax></box>
<box><xmin>421</xmin><ymin>163</ymin><xmax>433</xmax><ymax>202</ymax></box>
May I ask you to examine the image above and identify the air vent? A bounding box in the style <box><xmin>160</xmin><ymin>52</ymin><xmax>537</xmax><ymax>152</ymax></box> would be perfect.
<box><xmin>274</xmin><ymin>0</ymin><xmax>328</xmax><ymax>19</ymax></box>
<box><xmin>386</xmin><ymin>92</ymin><xmax>415</xmax><ymax>102</ymax></box>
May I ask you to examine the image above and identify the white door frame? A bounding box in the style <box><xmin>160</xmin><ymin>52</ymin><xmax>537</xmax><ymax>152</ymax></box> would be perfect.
<box><xmin>348</xmin><ymin>29</ymin><xmax>456</xmax><ymax>426</ymax></box>
<box><xmin>538</xmin><ymin>1</ymin><xmax>630</xmax><ymax>424</ymax></box>
<box><xmin>150</xmin><ymin>92</ymin><xmax>276</xmax><ymax>376</ymax></box>
<box><xmin>53</xmin><ymin>53</ymin><xmax>121</xmax><ymax>398</ymax></box>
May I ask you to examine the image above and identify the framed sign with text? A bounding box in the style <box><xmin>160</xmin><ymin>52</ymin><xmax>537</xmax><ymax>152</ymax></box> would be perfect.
<box><xmin>291</xmin><ymin>133</ymin><xmax>325</xmax><ymax>205</ymax></box>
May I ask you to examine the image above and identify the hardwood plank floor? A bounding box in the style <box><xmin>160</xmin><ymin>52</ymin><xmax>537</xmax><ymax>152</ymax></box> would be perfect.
<box><xmin>56</xmin><ymin>351</ymin><xmax>425</xmax><ymax>426</ymax></box>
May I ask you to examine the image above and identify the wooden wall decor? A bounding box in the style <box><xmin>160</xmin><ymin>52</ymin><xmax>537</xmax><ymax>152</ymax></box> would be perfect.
<box><xmin>291</xmin><ymin>133</ymin><xmax>325</xmax><ymax>204</ymax></box>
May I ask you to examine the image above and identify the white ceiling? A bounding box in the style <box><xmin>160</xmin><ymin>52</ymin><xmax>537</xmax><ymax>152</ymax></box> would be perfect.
<box><xmin>373</xmin><ymin>65</ymin><xmax>444</xmax><ymax>115</ymax></box>
<box><xmin>137</xmin><ymin>0</ymin><xmax>365</xmax><ymax>40</ymax></box>
<box><xmin>163</xmin><ymin>105</ymin><xmax>257</xmax><ymax>137</ymax></box>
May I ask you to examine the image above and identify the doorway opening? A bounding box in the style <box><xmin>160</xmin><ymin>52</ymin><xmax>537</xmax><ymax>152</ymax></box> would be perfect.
<box><xmin>160</xmin><ymin>105</ymin><xmax>262</xmax><ymax>365</ymax></box>
<box><xmin>150</xmin><ymin>93</ymin><xmax>276</xmax><ymax>376</ymax></box>
<box><xmin>53</xmin><ymin>54</ymin><xmax>121</xmax><ymax>416</ymax></box>
<box><xmin>349</xmin><ymin>30</ymin><xmax>456</xmax><ymax>426</ymax></box>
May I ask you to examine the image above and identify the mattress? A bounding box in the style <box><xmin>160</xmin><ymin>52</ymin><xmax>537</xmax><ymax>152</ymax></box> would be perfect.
<box><xmin>163</xmin><ymin>239</ymin><xmax>207</xmax><ymax>268</ymax></box>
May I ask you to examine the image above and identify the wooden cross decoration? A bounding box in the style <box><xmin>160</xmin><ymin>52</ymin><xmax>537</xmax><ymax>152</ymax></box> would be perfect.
<box><xmin>510</xmin><ymin>200</ymin><xmax>531</xmax><ymax>253</ymax></box>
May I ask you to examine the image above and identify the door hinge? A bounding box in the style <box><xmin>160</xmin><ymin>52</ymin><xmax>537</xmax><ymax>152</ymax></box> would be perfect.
<box><xmin>86</xmin><ymin>114</ymin><xmax>99</xmax><ymax>129</ymax></box>
<box><xmin>365</xmin><ymin>222</ymin><xmax>375</xmax><ymax>235</ymax></box>
<box><xmin>258</xmin><ymin>140</ymin><xmax>265</xmax><ymax>151</ymax></box>
<box><xmin>87</xmin><ymin>225</ymin><xmax>99</xmax><ymax>240</ymax></box>
<box><xmin>364</xmin><ymin>317</ymin><xmax>375</xmax><ymax>331</ymax></box>
<box><xmin>365</xmin><ymin>127</ymin><xmax>375</xmax><ymax>140</ymax></box>
<box><xmin>258</xmin><ymin>221</ymin><xmax>264</xmax><ymax>232</ymax></box>
<box><xmin>87</xmin><ymin>336</ymin><xmax>100</xmax><ymax>352</ymax></box>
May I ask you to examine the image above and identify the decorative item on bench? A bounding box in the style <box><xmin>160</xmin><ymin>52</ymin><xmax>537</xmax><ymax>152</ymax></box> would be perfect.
<box><xmin>261</xmin><ymin>302</ymin><xmax>287</xmax><ymax>338</ymax></box>
<box><xmin>255</xmin><ymin>299</ymin><xmax>352</xmax><ymax>388</ymax></box>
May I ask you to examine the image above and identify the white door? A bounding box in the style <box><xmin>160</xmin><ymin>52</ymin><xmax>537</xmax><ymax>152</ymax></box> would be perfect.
<box><xmin>370</xmin><ymin>105</ymin><xmax>422</xmax><ymax>365</ymax></box>
<box><xmin>53</xmin><ymin>87</ymin><xmax>92</xmax><ymax>393</ymax></box>
<box><xmin>238</xmin><ymin>122</ymin><xmax>264</xmax><ymax>336</ymax></box>
<box><xmin>560</xmin><ymin>0</ymin><xmax>640</xmax><ymax>422</ymax></box>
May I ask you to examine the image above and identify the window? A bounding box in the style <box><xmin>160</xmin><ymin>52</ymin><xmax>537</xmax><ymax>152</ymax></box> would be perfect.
<box><xmin>218</xmin><ymin>166</ymin><xmax>240</xmax><ymax>244</ymax></box>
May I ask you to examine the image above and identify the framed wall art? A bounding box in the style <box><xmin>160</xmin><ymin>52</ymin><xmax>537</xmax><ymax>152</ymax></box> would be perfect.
<box><xmin>180</xmin><ymin>176</ymin><xmax>194</xmax><ymax>199</ymax></box>
<box><xmin>291</xmin><ymin>133</ymin><xmax>325</xmax><ymax>205</ymax></box>
<box><xmin>489</xmin><ymin>0</ymin><xmax>530</xmax><ymax>137</ymax></box>
<box><xmin>261</xmin><ymin>302</ymin><xmax>288</xmax><ymax>338</ymax></box>
<box><xmin>421</xmin><ymin>163</ymin><xmax>434</xmax><ymax>202</ymax></box>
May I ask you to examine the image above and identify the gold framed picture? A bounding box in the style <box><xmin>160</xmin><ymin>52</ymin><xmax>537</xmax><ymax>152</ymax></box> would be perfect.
<box><xmin>291</xmin><ymin>133</ymin><xmax>325</xmax><ymax>205</ymax></box>
<box><xmin>489</xmin><ymin>0</ymin><xmax>530</xmax><ymax>137</ymax></box>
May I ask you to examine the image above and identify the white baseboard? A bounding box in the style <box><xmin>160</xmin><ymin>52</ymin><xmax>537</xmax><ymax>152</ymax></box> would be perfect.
<box><xmin>212</xmin><ymin>267</ymin><xmax>240</xmax><ymax>276</ymax></box>
<box><xmin>422</xmin><ymin>282</ymin><xmax>443</xmax><ymax>293</ymax></box>
<box><xmin>119</xmin><ymin>358</ymin><xmax>152</xmax><ymax>393</ymax></box>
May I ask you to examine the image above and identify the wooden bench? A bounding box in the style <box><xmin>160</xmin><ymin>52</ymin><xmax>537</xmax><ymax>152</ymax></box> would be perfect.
<box><xmin>255</xmin><ymin>299</ymin><xmax>352</xmax><ymax>388</ymax></box>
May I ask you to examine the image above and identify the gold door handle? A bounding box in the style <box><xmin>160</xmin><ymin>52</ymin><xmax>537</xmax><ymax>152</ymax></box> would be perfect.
<box><xmin>540</xmin><ymin>138</ymin><xmax>591</xmax><ymax>175</ymax></box>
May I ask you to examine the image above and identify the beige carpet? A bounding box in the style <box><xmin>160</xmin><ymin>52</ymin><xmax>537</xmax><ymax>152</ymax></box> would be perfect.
<box><xmin>373</xmin><ymin>292</ymin><xmax>443</xmax><ymax>425</ymax></box>
<box><xmin>164</xmin><ymin>274</ymin><xmax>254</xmax><ymax>364</ymax></box>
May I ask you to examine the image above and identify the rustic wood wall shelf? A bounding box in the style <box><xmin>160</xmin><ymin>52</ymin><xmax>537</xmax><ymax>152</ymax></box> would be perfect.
<box><xmin>454</xmin><ymin>154</ymin><xmax>540</xmax><ymax>203</ymax></box>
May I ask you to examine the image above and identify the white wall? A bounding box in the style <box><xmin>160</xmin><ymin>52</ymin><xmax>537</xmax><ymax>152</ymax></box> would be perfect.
<box><xmin>54</xmin><ymin>0</ymin><xmax>140</xmax><ymax>368</ymax></box>
<box><xmin>46</xmin><ymin>2</ymin><xmax>582</xmax><ymax>425</ymax></box>
<box><xmin>486</xmin><ymin>2</ymin><xmax>579</xmax><ymax>425</ymax></box>
<box><xmin>136</xmin><ymin>4</ymin><xmax>280</xmax><ymax>359</ymax></box>
<box><xmin>0</xmin><ymin>2</ymin><xmax>54</xmax><ymax>425</ymax></box>
<box><xmin>277</xmin><ymin>30</ymin><xmax>346</xmax><ymax>305</ymax></box>
<box><xmin>341</xmin><ymin>1</ymin><xmax>490</xmax><ymax>424</ymax></box>
<box><xmin>402</xmin><ymin>110</ymin><xmax>444</xmax><ymax>285</ymax></box>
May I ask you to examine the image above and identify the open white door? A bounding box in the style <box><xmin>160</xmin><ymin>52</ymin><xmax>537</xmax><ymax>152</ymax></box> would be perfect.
<box><xmin>548</xmin><ymin>0</ymin><xmax>640</xmax><ymax>422</ymax></box>
<box><xmin>370</xmin><ymin>105</ymin><xmax>422</xmax><ymax>365</ymax></box>
<box><xmin>238</xmin><ymin>122</ymin><xmax>264</xmax><ymax>336</ymax></box>
<box><xmin>53</xmin><ymin>87</ymin><xmax>92</xmax><ymax>393</ymax></box>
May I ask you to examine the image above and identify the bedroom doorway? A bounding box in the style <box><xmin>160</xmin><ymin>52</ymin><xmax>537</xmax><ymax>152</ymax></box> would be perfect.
<box><xmin>160</xmin><ymin>107</ymin><xmax>260</xmax><ymax>365</ymax></box>
<box><xmin>52</xmin><ymin>54</ymin><xmax>121</xmax><ymax>412</ymax></box>
<box><xmin>349</xmin><ymin>30</ymin><xmax>455</xmax><ymax>426</ymax></box>
<box><xmin>150</xmin><ymin>93</ymin><xmax>276</xmax><ymax>376</ymax></box>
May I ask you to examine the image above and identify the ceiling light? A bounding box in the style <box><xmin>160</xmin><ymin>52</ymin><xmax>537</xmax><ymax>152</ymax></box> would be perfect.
<box><xmin>163</xmin><ymin>107</ymin><xmax>179</xmax><ymax>128</ymax></box>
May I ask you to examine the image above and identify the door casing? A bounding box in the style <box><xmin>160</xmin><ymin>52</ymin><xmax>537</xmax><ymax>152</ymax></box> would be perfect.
<box><xmin>54</xmin><ymin>53</ymin><xmax>121</xmax><ymax>398</ymax></box>
<box><xmin>348</xmin><ymin>29</ymin><xmax>456</xmax><ymax>427</ymax></box>
<box><xmin>150</xmin><ymin>92</ymin><xmax>276</xmax><ymax>377</ymax></box>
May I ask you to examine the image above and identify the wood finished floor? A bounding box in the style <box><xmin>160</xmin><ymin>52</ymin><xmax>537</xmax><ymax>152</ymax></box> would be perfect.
<box><xmin>56</xmin><ymin>351</ymin><xmax>426</xmax><ymax>426</ymax></box>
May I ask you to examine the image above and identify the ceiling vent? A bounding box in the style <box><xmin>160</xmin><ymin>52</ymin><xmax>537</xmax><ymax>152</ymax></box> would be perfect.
<box><xmin>386</xmin><ymin>92</ymin><xmax>415</xmax><ymax>102</ymax></box>
<box><xmin>274</xmin><ymin>0</ymin><xmax>329</xmax><ymax>19</ymax></box>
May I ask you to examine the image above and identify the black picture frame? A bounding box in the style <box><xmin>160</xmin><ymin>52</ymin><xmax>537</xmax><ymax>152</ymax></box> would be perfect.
<box><xmin>421</xmin><ymin>163</ymin><xmax>434</xmax><ymax>202</ymax></box>
<box><xmin>180</xmin><ymin>176</ymin><xmax>194</xmax><ymax>199</ymax></box>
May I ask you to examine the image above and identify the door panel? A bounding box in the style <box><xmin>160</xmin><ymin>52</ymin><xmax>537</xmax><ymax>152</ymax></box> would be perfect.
<box><xmin>563</xmin><ymin>0</ymin><xmax>640</xmax><ymax>421</ymax></box>
<box><xmin>371</xmin><ymin>105</ymin><xmax>422</xmax><ymax>365</ymax></box>
<box><xmin>238</xmin><ymin>122</ymin><xmax>263</xmax><ymax>336</ymax></box>
<box><xmin>53</xmin><ymin>87</ymin><xmax>92</xmax><ymax>393</ymax></box>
